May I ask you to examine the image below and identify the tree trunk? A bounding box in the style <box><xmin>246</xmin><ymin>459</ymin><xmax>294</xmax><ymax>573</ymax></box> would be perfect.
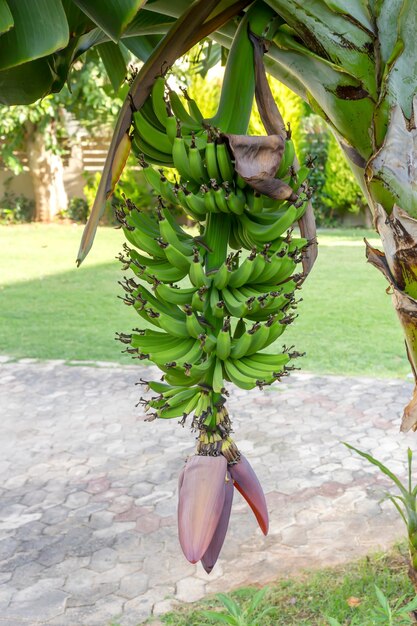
<box><xmin>25</xmin><ymin>120</ymin><xmax>68</xmax><ymax>222</ymax></box>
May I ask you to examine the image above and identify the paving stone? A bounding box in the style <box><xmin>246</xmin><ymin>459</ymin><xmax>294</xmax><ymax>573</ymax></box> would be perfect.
<box><xmin>176</xmin><ymin>576</ymin><xmax>206</xmax><ymax>602</ymax></box>
<box><xmin>90</xmin><ymin>547</ymin><xmax>119</xmax><ymax>572</ymax></box>
<box><xmin>119</xmin><ymin>571</ymin><xmax>149</xmax><ymax>599</ymax></box>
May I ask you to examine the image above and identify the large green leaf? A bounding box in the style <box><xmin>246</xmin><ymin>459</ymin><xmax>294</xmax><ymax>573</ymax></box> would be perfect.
<box><xmin>320</xmin><ymin>0</ymin><xmax>374</xmax><ymax>33</ymax></box>
<box><xmin>73</xmin><ymin>10</ymin><xmax>173</xmax><ymax>62</ymax></box>
<box><xmin>0</xmin><ymin>0</ymin><xmax>13</xmax><ymax>35</ymax></box>
<box><xmin>0</xmin><ymin>58</ymin><xmax>55</xmax><ymax>104</ymax></box>
<box><xmin>267</xmin><ymin>40</ymin><xmax>374</xmax><ymax>159</ymax></box>
<box><xmin>0</xmin><ymin>0</ymin><xmax>69</xmax><ymax>71</ymax></box>
<box><xmin>97</xmin><ymin>41</ymin><xmax>128</xmax><ymax>91</ymax></box>
<box><xmin>382</xmin><ymin>0</ymin><xmax>417</xmax><ymax>119</ymax></box>
<box><xmin>71</xmin><ymin>0</ymin><xmax>146</xmax><ymax>42</ymax></box>
<box><xmin>123</xmin><ymin>34</ymin><xmax>161</xmax><ymax>61</ymax></box>
<box><xmin>265</xmin><ymin>0</ymin><xmax>376</xmax><ymax>97</ymax></box>
<box><xmin>123</xmin><ymin>8</ymin><xmax>174</xmax><ymax>35</ymax></box>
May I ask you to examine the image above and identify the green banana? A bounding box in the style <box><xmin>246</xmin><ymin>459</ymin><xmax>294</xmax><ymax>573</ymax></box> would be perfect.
<box><xmin>182</xmin><ymin>88</ymin><xmax>204</xmax><ymax>123</ymax></box>
<box><xmin>205</xmin><ymin>136</ymin><xmax>221</xmax><ymax>183</ymax></box>
<box><xmin>243</xmin><ymin>351</ymin><xmax>291</xmax><ymax>371</ymax></box>
<box><xmin>184</xmin><ymin>305</ymin><xmax>207</xmax><ymax>339</ymax></box>
<box><xmin>132</xmin><ymin>134</ymin><xmax>173</xmax><ymax>167</ymax></box>
<box><xmin>189</xmin><ymin>252</ymin><xmax>210</xmax><ymax>288</ymax></box>
<box><xmin>232</xmin><ymin>358</ymin><xmax>281</xmax><ymax>382</ymax></box>
<box><xmin>212</xmin><ymin>357</ymin><xmax>225</xmax><ymax>393</ymax></box>
<box><xmin>229</xmin><ymin>330</ymin><xmax>253</xmax><ymax>359</ymax></box>
<box><xmin>211</xmin><ymin>181</ymin><xmax>230</xmax><ymax>213</ymax></box>
<box><xmin>247</xmin><ymin>191</ymin><xmax>263</xmax><ymax>214</ymax></box>
<box><xmin>172</xmin><ymin>131</ymin><xmax>192</xmax><ymax>181</ymax></box>
<box><xmin>221</xmin><ymin>287</ymin><xmax>250</xmax><ymax>318</ymax></box>
<box><xmin>157</xmin><ymin>207</ymin><xmax>194</xmax><ymax>255</ymax></box>
<box><xmin>215</xmin><ymin>140</ymin><xmax>234</xmax><ymax>182</ymax></box>
<box><xmin>223</xmin><ymin>359</ymin><xmax>260</xmax><ymax>390</ymax></box>
<box><xmin>154</xmin><ymin>282</ymin><xmax>197</xmax><ymax>306</ymax></box>
<box><xmin>182</xmin><ymin>189</ymin><xmax>207</xmax><ymax>219</ymax></box>
<box><xmin>188</xmin><ymin>133</ymin><xmax>209</xmax><ymax>184</ymax></box>
<box><xmin>168</xmin><ymin>89</ymin><xmax>202</xmax><ymax>131</ymax></box>
<box><xmin>276</xmin><ymin>134</ymin><xmax>296</xmax><ymax>178</ymax></box>
<box><xmin>216</xmin><ymin>318</ymin><xmax>232</xmax><ymax>360</ymax></box>
<box><xmin>240</xmin><ymin>205</ymin><xmax>298</xmax><ymax>244</ymax></box>
<box><xmin>212</xmin><ymin>260</ymin><xmax>231</xmax><ymax>289</ymax></box>
<box><xmin>226</xmin><ymin>188</ymin><xmax>246</xmax><ymax>215</ymax></box>
<box><xmin>123</xmin><ymin>225</ymin><xmax>165</xmax><ymax>259</ymax></box>
<box><xmin>165</xmin><ymin>115</ymin><xmax>178</xmax><ymax>144</ymax></box>
<box><xmin>200</xmin><ymin>185</ymin><xmax>219</xmax><ymax>214</ymax></box>
<box><xmin>149</xmin><ymin>338</ymin><xmax>197</xmax><ymax>366</ymax></box>
<box><xmin>228</xmin><ymin>251</ymin><xmax>257</xmax><ymax>287</ymax></box>
<box><xmin>151</xmin><ymin>77</ymin><xmax>169</xmax><ymax>128</ymax></box>
<box><xmin>133</xmin><ymin>110</ymin><xmax>173</xmax><ymax>156</ymax></box>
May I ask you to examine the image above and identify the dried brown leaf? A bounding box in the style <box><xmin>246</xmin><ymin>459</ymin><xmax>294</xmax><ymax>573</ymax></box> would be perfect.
<box><xmin>225</xmin><ymin>133</ymin><xmax>296</xmax><ymax>200</ymax></box>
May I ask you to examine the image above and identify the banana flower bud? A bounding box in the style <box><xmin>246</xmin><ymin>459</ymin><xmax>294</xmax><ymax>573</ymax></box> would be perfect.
<box><xmin>178</xmin><ymin>453</ymin><xmax>269</xmax><ymax>571</ymax></box>
<box><xmin>178</xmin><ymin>455</ymin><xmax>227</xmax><ymax>563</ymax></box>
<box><xmin>229</xmin><ymin>454</ymin><xmax>269</xmax><ymax>535</ymax></box>
<box><xmin>201</xmin><ymin>470</ymin><xmax>234</xmax><ymax>573</ymax></box>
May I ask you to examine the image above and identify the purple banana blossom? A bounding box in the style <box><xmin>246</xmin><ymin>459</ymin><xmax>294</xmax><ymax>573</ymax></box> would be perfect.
<box><xmin>178</xmin><ymin>455</ymin><xmax>227</xmax><ymax>563</ymax></box>
<box><xmin>201</xmin><ymin>470</ymin><xmax>234</xmax><ymax>573</ymax></box>
<box><xmin>178</xmin><ymin>453</ymin><xmax>269</xmax><ymax>571</ymax></box>
<box><xmin>229</xmin><ymin>454</ymin><xmax>269</xmax><ymax>535</ymax></box>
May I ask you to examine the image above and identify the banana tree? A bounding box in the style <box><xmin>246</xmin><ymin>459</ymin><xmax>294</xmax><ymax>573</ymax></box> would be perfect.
<box><xmin>1</xmin><ymin>0</ymin><xmax>417</xmax><ymax>573</ymax></box>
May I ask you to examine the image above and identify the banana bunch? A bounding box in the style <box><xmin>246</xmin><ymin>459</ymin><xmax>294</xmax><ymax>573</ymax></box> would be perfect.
<box><xmin>116</xmin><ymin>4</ymin><xmax>312</xmax><ymax>458</ymax></box>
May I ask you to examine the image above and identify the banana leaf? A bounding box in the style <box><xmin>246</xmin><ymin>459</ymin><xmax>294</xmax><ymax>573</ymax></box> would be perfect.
<box><xmin>71</xmin><ymin>0</ymin><xmax>146</xmax><ymax>42</ymax></box>
<box><xmin>0</xmin><ymin>0</ymin><xmax>13</xmax><ymax>35</ymax></box>
<box><xmin>0</xmin><ymin>0</ymin><xmax>69</xmax><ymax>71</ymax></box>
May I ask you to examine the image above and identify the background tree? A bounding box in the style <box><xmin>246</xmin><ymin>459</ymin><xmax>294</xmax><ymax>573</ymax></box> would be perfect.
<box><xmin>0</xmin><ymin>56</ymin><xmax>124</xmax><ymax>221</ymax></box>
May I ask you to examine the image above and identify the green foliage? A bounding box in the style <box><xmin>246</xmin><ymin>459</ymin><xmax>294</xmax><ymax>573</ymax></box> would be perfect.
<box><xmin>156</xmin><ymin>549</ymin><xmax>414</xmax><ymax>626</ymax></box>
<box><xmin>66</xmin><ymin>196</ymin><xmax>89</xmax><ymax>223</ymax></box>
<box><xmin>0</xmin><ymin>56</ymin><xmax>124</xmax><ymax>175</ymax></box>
<box><xmin>322</xmin><ymin>134</ymin><xmax>367</xmax><ymax>220</ymax></box>
<box><xmin>0</xmin><ymin>191</ymin><xmax>34</xmax><ymax>223</ymax></box>
<box><xmin>328</xmin><ymin>585</ymin><xmax>417</xmax><ymax>625</ymax></box>
<box><xmin>298</xmin><ymin>114</ymin><xmax>331</xmax><ymax>225</ymax></box>
<box><xmin>344</xmin><ymin>445</ymin><xmax>417</xmax><ymax>571</ymax></box>
<box><xmin>83</xmin><ymin>159</ymin><xmax>155</xmax><ymax>225</ymax></box>
<box><xmin>186</xmin><ymin>70</ymin><xmax>222</xmax><ymax>118</ymax></box>
<box><xmin>202</xmin><ymin>589</ymin><xmax>274</xmax><ymax>625</ymax></box>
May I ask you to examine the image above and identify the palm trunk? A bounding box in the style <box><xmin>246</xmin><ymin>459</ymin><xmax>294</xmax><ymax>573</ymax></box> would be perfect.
<box><xmin>25</xmin><ymin>120</ymin><xmax>68</xmax><ymax>222</ymax></box>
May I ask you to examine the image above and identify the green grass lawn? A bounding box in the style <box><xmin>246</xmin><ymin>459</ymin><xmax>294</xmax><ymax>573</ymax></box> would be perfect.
<box><xmin>144</xmin><ymin>547</ymin><xmax>414</xmax><ymax>626</ymax></box>
<box><xmin>0</xmin><ymin>224</ymin><xmax>408</xmax><ymax>377</ymax></box>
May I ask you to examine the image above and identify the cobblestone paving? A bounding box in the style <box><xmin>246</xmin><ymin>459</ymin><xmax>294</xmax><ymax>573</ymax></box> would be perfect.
<box><xmin>0</xmin><ymin>357</ymin><xmax>414</xmax><ymax>625</ymax></box>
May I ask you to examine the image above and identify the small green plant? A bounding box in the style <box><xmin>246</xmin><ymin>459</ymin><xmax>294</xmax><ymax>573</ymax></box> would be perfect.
<box><xmin>345</xmin><ymin>444</ymin><xmax>417</xmax><ymax>587</ymax></box>
<box><xmin>0</xmin><ymin>192</ymin><xmax>34</xmax><ymax>223</ymax></box>
<box><xmin>202</xmin><ymin>588</ymin><xmax>274</xmax><ymax>625</ymax></box>
<box><xmin>66</xmin><ymin>196</ymin><xmax>89</xmax><ymax>223</ymax></box>
<box><xmin>328</xmin><ymin>585</ymin><xmax>417</xmax><ymax>625</ymax></box>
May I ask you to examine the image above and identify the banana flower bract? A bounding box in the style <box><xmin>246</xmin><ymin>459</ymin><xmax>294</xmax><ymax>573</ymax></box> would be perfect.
<box><xmin>178</xmin><ymin>454</ymin><xmax>269</xmax><ymax>572</ymax></box>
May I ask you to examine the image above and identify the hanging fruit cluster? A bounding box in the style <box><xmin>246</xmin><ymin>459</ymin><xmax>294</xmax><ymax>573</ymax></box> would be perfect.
<box><xmin>115</xmin><ymin>4</ymin><xmax>314</xmax><ymax>570</ymax></box>
<box><xmin>116</xmin><ymin>69</ymin><xmax>310</xmax><ymax>449</ymax></box>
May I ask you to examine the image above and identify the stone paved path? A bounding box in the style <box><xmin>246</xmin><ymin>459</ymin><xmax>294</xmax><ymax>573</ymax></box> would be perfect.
<box><xmin>0</xmin><ymin>357</ymin><xmax>415</xmax><ymax>625</ymax></box>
